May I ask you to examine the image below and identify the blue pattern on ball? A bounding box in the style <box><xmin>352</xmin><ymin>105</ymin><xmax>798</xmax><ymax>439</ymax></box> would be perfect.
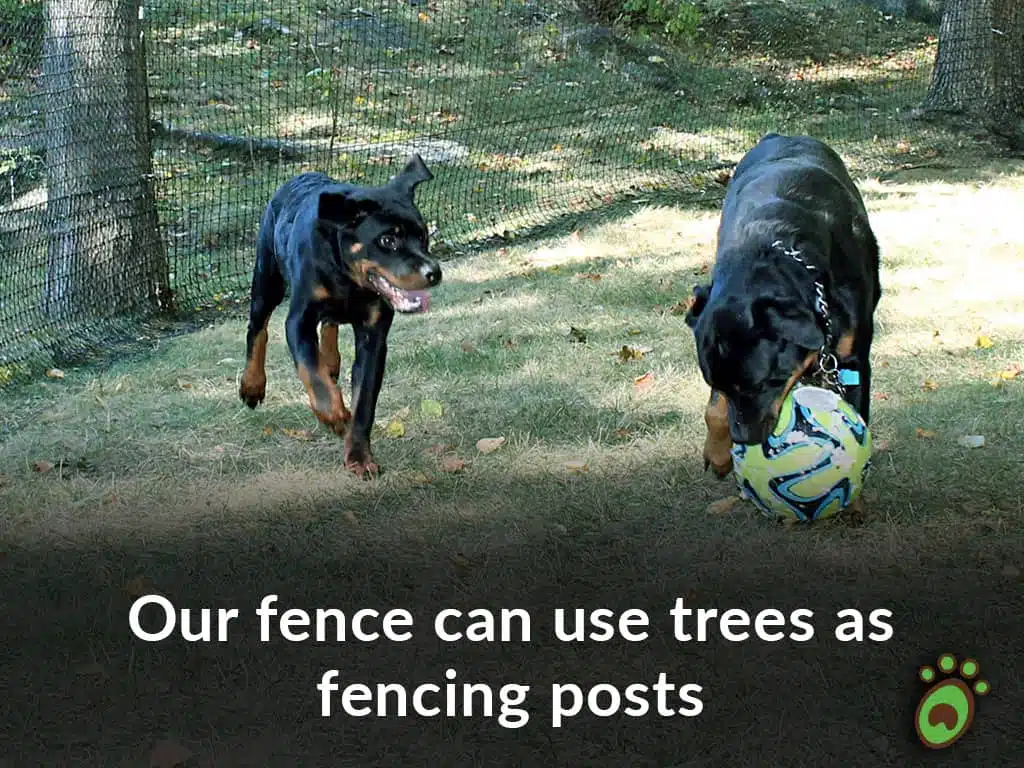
<box><xmin>731</xmin><ymin>386</ymin><xmax>873</xmax><ymax>522</ymax></box>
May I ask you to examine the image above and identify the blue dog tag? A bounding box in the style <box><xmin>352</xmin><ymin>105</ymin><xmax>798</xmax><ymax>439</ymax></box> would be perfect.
<box><xmin>838</xmin><ymin>369</ymin><xmax>860</xmax><ymax>386</ymax></box>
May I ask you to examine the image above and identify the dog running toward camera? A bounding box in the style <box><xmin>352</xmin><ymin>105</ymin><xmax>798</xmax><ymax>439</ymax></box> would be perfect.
<box><xmin>684</xmin><ymin>133</ymin><xmax>881</xmax><ymax>478</ymax></box>
<box><xmin>238</xmin><ymin>155</ymin><xmax>442</xmax><ymax>478</ymax></box>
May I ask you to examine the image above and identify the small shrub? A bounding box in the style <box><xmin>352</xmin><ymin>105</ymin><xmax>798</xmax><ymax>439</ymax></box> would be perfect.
<box><xmin>0</xmin><ymin>0</ymin><xmax>44</xmax><ymax>73</ymax></box>
<box><xmin>622</xmin><ymin>0</ymin><xmax>702</xmax><ymax>43</ymax></box>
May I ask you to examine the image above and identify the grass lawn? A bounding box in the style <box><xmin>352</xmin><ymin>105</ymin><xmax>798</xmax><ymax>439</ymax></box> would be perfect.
<box><xmin>1</xmin><ymin>153</ymin><xmax>1022</xmax><ymax>765</ymax></box>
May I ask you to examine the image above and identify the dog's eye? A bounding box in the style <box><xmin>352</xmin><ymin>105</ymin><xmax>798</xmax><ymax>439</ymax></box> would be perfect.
<box><xmin>378</xmin><ymin>233</ymin><xmax>399</xmax><ymax>251</ymax></box>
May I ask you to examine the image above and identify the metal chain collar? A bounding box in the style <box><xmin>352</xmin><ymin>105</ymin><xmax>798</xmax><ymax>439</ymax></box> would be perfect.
<box><xmin>771</xmin><ymin>240</ymin><xmax>845</xmax><ymax>397</ymax></box>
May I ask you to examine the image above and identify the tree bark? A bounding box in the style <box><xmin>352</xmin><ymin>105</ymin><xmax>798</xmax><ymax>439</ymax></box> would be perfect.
<box><xmin>42</xmin><ymin>0</ymin><xmax>170</xmax><ymax>320</ymax></box>
<box><xmin>923</xmin><ymin>0</ymin><xmax>1024</xmax><ymax>142</ymax></box>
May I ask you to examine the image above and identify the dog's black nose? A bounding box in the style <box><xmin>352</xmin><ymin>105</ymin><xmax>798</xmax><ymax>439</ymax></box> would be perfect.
<box><xmin>420</xmin><ymin>261</ymin><xmax>442</xmax><ymax>286</ymax></box>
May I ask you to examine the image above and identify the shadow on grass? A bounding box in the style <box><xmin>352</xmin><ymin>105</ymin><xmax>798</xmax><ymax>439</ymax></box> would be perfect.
<box><xmin>0</xmin><ymin>447</ymin><xmax>1021</xmax><ymax>766</ymax></box>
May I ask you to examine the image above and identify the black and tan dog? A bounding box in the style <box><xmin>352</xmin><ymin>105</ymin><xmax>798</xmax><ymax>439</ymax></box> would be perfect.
<box><xmin>238</xmin><ymin>155</ymin><xmax>442</xmax><ymax>477</ymax></box>
<box><xmin>685</xmin><ymin>133</ymin><xmax>881</xmax><ymax>478</ymax></box>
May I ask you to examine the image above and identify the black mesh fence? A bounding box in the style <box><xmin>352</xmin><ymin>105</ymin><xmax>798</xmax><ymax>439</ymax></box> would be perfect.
<box><xmin>0</xmin><ymin>0</ymin><xmax>1014</xmax><ymax>384</ymax></box>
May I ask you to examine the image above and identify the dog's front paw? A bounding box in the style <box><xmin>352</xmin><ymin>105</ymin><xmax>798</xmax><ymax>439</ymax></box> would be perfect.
<box><xmin>344</xmin><ymin>437</ymin><xmax>380</xmax><ymax>479</ymax></box>
<box><xmin>312</xmin><ymin>404</ymin><xmax>352</xmax><ymax>435</ymax></box>
<box><xmin>703</xmin><ymin>439</ymin><xmax>734</xmax><ymax>479</ymax></box>
<box><xmin>239</xmin><ymin>373</ymin><xmax>266</xmax><ymax>409</ymax></box>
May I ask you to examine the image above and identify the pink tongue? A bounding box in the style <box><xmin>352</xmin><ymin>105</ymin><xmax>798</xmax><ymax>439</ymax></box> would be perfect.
<box><xmin>406</xmin><ymin>290</ymin><xmax>430</xmax><ymax>313</ymax></box>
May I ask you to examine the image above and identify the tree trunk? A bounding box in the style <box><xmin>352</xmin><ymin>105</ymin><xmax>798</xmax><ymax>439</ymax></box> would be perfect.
<box><xmin>41</xmin><ymin>0</ymin><xmax>170</xmax><ymax>320</ymax></box>
<box><xmin>923</xmin><ymin>0</ymin><xmax>1024</xmax><ymax>142</ymax></box>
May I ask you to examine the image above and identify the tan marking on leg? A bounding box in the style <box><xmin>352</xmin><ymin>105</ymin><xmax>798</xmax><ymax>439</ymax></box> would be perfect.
<box><xmin>366</xmin><ymin>303</ymin><xmax>382</xmax><ymax>327</ymax></box>
<box><xmin>703</xmin><ymin>390</ymin><xmax>733</xmax><ymax>479</ymax></box>
<box><xmin>239</xmin><ymin>320</ymin><xmax>270</xmax><ymax>407</ymax></box>
<box><xmin>344</xmin><ymin>431</ymin><xmax>380</xmax><ymax>479</ymax></box>
<box><xmin>319</xmin><ymin>323</ymin><xmax>341</xmax><ymax>381</ymax></box>
<box><xmin>312</xmin><ymin>284</ymin><xmax>331</xmax><ymax>301</ymax></box>
<box><xmin>837</xmin><ymin>329</ymin><xmax>855</xmax><ymax>358</ymax></box>
<box><xmin>297</xmin><ymin>361</ymin><xmax>351</xmax><ymax>434</ymax></box>
<box><xmin>349</xmin><ymin>242</ymin><xmax>364</xmax><ymax>254</ymax></box>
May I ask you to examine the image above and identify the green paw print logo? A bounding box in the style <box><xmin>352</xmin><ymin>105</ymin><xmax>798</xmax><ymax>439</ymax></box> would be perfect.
<box><xmin>914</xmin><ymin>653</ymin><xmax>990</xmax><ymax>750</ymax></box>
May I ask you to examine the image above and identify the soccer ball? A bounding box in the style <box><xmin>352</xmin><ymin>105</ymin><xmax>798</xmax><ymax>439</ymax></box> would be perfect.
<box><xmin>731</xmin><ymin>385</ymin><xmax>872</xmax><ymax>522</ymax></box>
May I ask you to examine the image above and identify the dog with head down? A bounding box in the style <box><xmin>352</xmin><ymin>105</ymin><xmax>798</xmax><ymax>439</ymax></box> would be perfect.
<box><xmin>685</xmin><ymin>134</ymin><xmax>881</xmax><ymax>479</ymax></box>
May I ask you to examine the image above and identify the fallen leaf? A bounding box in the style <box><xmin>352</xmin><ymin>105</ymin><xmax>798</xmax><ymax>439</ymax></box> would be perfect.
<box><xmin>921</xmin><ymin>379</ymin><xmax>938</xmax><ymax>391</ymax></box>
<box><xmin>617</xmin><ymin>344</ymin><xmax>652</xmax><ymax>362</ymax></box>
<box><xmin>342</xmin><ymin>511</ymin><xmax>358</xmax><ymax>524</ymax></box>
<box><xmin>568</xmin><ymin>326</ymin><xmax>588</xmax><ymax>343</ymax></box>
<box><xmin>476</xmin><ymin>436</ymin><xmax>506</xmax><ymax>454</ymax></box>
<box><xmin>45</xmin><ymin>368</ymin><xmax>65</xmax><ymax>379</ymax></box>
<box><xmin>408</xmin><ymin>471</ymin><xmax>432</xmax><ymax>486</ymax></box>
<box><xmin>628</xmin><ymin>328</ymin><xmax>642</xmax><ymax>335</ymax></box>
<box><xmin>997</xmin><ymin>363</ymin><xmax>1022</xmax><ymax>380</ymax></box>
<box><xmin>149</xmin><ymin>739</ymin><xmax>193</xmax><ymax>768</ymax></box>
<box><xmin>502</xmin><ymin>337</ymin><xmax>519</xmax><ymax>350</ymax></box>
<box><xmin>873</xmin><ymin>439</ymin><xmax>891</xmax><ymax>453</ymax></box>
<box><xmin>440</xmin><ymin>455</ymin><xmax>468</xmax><ymax>472</ymax></box>
<box><xmin>976</xmin><ymin>335</ymin><xmax>994</xmax><ymax>349</ymax></box>
<box><xmin>216</xmin><ymin>357</ymin><xmax>237</xmax><ymax>365</ymax></box>
<box><xmin>176</xmin><ymin>379</ymin><xmax>193</xmax><ymax>390</ymax></box>
<box><xmin>873</xmin><ymin>391</ymin><xmax>890</xmax><ymax>401</ymax></box>
<box><xmin>394</xmin><ymin>406</ymin><xmax>413</xmax><ymax>419</ymax></box>
<box><xmin>668</xmin><ymin>299</ymin><xmax>693</xmax><ymax>315</ymax></box>
<box><xmin>460</xmin><ymin>340</ymin><xmax>475</xmax><ymax>352</ymax></box>
<box><xmin>449</xmin><ymin>552</ymin><xmax>473</xmax><ymax>577</ymax></box>
<box><xmin>565</xmin><ymin>459</ymin><xmax>589</xmax><ymax>474</ymax></box>
<box><xmin>915</xmin><ymin>428</ymin><xmax>936</xmax><ymax>440</ymax></box>
<box><xmin>707</xmin><ymin>496</ymin><xmax>741</xmax><ymax>515</ymax></box>
<box><xmin>932</xmin><ymin>329</ymin><xmax>941</xmax><ymax>338</ymax></box>
<box><xmin>634</xmin><ymin>371</ymin><xmax>655</xmax><ymax>394</ymax></box>
<box><xmin>576</xmin><ymin>272</ymin><xmax>602</xmax><ymax>281</ymax></box>
<box><xmin>262</xmin><ymin>426</ymin><xmax>274</xmax><ymax>437</ymax></box>
<box><xmin>647</xmin><ymin>55</ymin><xmax>665</xmax><ymax>63</ymax></box>
<box><xmin>124</xmin><ymin>576</ymin><xmax>151</xmax><ymax>599</ymax></box>
<box><xmin>420</xmin><ymin>399</ymin><xmax>444</xmax><ymax>418</ymax></box>
<box><xmin>384</xmin><ymin>420</ymin><xmax>406</xmax><ymax>439</ymax></box>
<box><xmin>280</xmin><ymin>428</ymin><xmax>313</xmax><ymax>441</ymax></box>
<box><xmin>612</xmin><ymin>427</ymin><xmax>634</xmax><ymax>440</ymax></box>
<box><xmin>957</xmin><ymin>435</ymin><xmax>985</xmax><ymax>449</ymax></box>
<box><xmin>33</xmin><ymin>460</ymin><xmax>54</xmax><ymax>474</ymax></box>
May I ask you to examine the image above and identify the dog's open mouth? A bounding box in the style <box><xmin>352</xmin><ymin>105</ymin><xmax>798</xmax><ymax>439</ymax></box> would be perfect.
<box><xmin>367</xmin><ymin>270</ymin><xmax>431</xmax><ymax>314</ymax></box>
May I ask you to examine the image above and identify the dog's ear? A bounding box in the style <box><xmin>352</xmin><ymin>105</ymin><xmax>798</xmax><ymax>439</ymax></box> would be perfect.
<box><xmin>389</xmin><ymin>154</ymin><xmax>433</xmax><ymax>198</ymax></box>
<box><xmin>755</xmin><ymin>299</ymin><xmax>823</xmax><ymax>350</ymax></box>
<box><xmin>684</xmin><ymin>283</ymin><xmax>712</xmax><ymax>328</ymax></box>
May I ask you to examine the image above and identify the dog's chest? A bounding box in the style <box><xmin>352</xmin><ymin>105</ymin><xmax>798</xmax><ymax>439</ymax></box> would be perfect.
<box><xmin>316</xmin><ymin>294</ymin><xmax>383</xmax><ymax>327</ymax></box>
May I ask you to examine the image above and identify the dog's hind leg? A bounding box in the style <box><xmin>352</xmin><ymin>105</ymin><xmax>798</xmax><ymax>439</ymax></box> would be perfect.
<box><xmin>704</xmin><ymin>390</ymin><xmax>734</xmax><ymax>479</ymax></box>
<box><xmin>240</xmin><ymin>232</ymin><xmax>285</xmax><ymax>409</ymax></box>
<box><xmin>319</xmin><ymin>323</ymin><xmax>342</xmax><ymax>383</ymax></box>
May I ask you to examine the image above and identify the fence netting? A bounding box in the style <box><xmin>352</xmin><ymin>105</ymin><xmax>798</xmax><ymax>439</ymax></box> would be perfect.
<box><xmin>0</xmin><ymin>0</ymin><xmax>1009</xmax><ymax>383</ymax></box>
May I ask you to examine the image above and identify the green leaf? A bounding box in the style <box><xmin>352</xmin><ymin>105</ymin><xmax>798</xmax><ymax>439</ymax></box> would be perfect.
<box><xmin>420</xmin><ymin>399</ymin><xmax>444</xmax><ymax>419</ymax></box>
